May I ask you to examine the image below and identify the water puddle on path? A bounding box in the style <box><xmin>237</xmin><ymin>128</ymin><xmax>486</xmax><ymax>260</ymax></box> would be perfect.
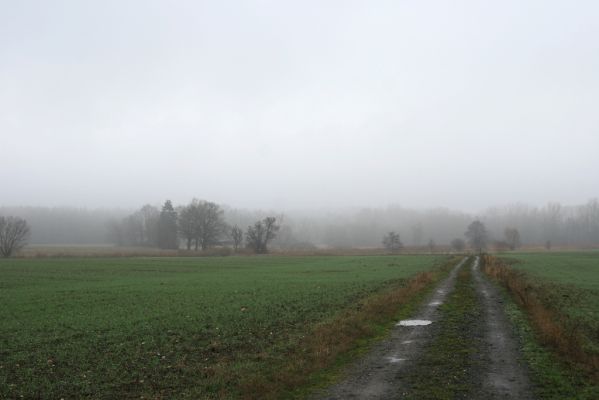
<box><xmin>429</xmin><ymin>301</ymin><xmax>443</xmax><ymax>306</ymax></box>
<box><xmin>397</xmin><ymin>319</ymin><xmax>432</xmax><ymax>326</ymax></box>
<box><xmin>386</xmin><ymin>356</ymin><xmax>406</xmax><ymax>363</ymax></box>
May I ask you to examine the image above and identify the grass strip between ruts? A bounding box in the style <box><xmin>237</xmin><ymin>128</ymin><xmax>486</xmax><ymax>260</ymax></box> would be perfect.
<box><xmin>397</xmin><ymin>257</ymin><xmax>482</xmax><ymax>400</ymax></box>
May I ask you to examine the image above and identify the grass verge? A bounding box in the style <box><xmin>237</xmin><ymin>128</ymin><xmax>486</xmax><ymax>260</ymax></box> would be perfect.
<box><xmin>482</xmin><ymin>255</ymin><xmax>599</xmax><ymax>397</ymax></box>
<box><xmin>399</xmin><ymin>256</ymin><xmax>481</xmax><ymax>399</ymax></box>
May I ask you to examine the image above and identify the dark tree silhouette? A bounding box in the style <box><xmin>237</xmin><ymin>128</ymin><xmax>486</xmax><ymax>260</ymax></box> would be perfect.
<box><xmin>195</xmin><ymin>201</ymin><xmax>226</xmax><ymax>250</ymax></box>
<box><xmin>0</xmin><ymin>216</ymin><xmax>30</xmax><ymax>257</ymax></box>
<box><xmin>382</xmin><ymin>231</ymin><xmax>403</xmax><ymax>252</ymax></box>
<box><xmin>246</xmin><ymin>217</ymin><xmax>280</xmax><ymax>253</ymax></box>
<box><xmin>177</xmin><ymin>199</ymin><xmax>226</xmax><ymax>251</ymax></box>
<box><xmin>177</xmin><ymin>202</ymin><xmax>196</xmax><ymax>250</ymax></box>
<box><xmin>231</xmin><ymin>225</ymin><xmax>243</xmax><ymax>251</ymax></box>
<box><xmin>158</xmin><ymin>200</ymin><xmax>178</xmax><ymax>249</ymax></box>
<box><xmin>465</xmin><ymin>220</ymin><xmax>488</xmax><ymax>253</ymax></box>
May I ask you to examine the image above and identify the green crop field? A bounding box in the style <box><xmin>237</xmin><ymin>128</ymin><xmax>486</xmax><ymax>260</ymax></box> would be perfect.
<box><xmin>0</xmin><ymin>255</ymin><xmax>443</xmax><ymax>399</ymax></box>
<box><xmin>502</xmin><ymin>252</ymin><xmax>599</xmax><ymax>353</ymax></box>
<box><xmin>507</xmin><ymin>252</ymin><xmax>599</xmax><ymax>290</ymax></box>
<box><xmin>505</xmin><ymin>252</ymin><xmax>599</xmax><ymax>316</ymax></box>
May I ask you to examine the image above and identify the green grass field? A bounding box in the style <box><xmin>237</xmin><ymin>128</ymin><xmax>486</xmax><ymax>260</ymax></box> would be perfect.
<box><xmin>505</xmin><ymin>252</ymin><xmax>599</xmax><ymax>337</ymax></box>
<box><xmin>0</xmin><ymin>255</ymin><xmax>443</xmax><ymax>399</ymax></box>
<box><xmin>508</xmin><ymin>252</ymin><xmax>599</xmax><ymax>289</ymax></box>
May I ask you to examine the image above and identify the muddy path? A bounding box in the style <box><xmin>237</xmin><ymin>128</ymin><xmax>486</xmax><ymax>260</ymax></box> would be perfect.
<box><xmin>470</xmin><ymin>256</ymin><xmax>535</xmax><ymax>399</ymax></box>
<box><xmin>312</xmin><ymin>257</ymin><xmax>468</xmax><ymax>399</ymax></box>
<box><xmin>311</xmin><ymin>256</ymin><xmax>536</xmax><ymax>400</ymax></box>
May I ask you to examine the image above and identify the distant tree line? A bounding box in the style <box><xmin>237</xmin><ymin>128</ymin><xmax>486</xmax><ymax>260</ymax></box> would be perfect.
<box><xmin>383</xmin><ymin>220</ymin><xmax>489</xmax><ymax>253</ymax></box>
<box><xmin>383</xmin><ymin>219</ymin><xmax>522</xmax><ymax>254</ymax></box>
<box><xmin>482</xmin><ymin>200</ymin><xmax>599</xmax><ymax>248</ymax></box>
<box><xmin>108</xmin><ymin>199</ymin><xmax>280</xmax><ymax>253</ymax></box>
<box><xmin>0</xmin><ymin>206</ymin><xmax>123</xmax><ymax>245</ymax></box>
<box><xmin>3</xmin><ymin>198</ymin><xmax>599</xmax><ymax>249</ymax></box>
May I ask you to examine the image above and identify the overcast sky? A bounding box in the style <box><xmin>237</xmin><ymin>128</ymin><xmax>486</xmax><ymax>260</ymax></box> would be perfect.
<box><xmin>1</xmin><ymin>0</ymin><xmax>598</xmax><ymax>212</ymax></box>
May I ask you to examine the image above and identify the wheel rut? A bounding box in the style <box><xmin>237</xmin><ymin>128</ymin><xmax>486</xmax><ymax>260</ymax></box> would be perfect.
<box><xmin>471</xmin><ymin>256</ymin><xmax>535</xmax><ymax>399</ymax></box>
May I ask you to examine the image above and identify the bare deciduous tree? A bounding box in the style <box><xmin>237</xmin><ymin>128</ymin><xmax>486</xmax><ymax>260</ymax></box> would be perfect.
<box><xmin>110</xmin><ymin>205</ymin><xmax>160</xmax><ymax>247</ymax></box>
<box><xmin>0</xmin><ymin>216</ymin><xmax>31</xmax><ymax>257</ymax></box>
<box><xmin>196</xmin><ymin>201</ymin><xmax>226</xmax><ymax>250</ymax></box>
<box><xmin>140</xmin><ymin>204</ymin><xmax>160</xmax><ymax>246</ymax></box>
<box><xmin>177</xmin><ymin>203</ymin><xmax>196</xmax><ymax>250</ymax></box>
<box><xmin>231</xmin><ymin>225</ymin><xmax>243</xmax><ymax>251</ymax></box>
<box><xmin>177</xmin><ymin>199</ymin><xmax>226</xmax><ymax>251</ymax></box>
<box><xmin>382</xmin><ymin>231</ymin><xmax>402</xmax><ymax>252</ymax></box>
<box><xmin>465</xmin><ymin>220</ymin><xmax>488</xmax><ymax>253</ymax></box>
<box><xmin>504</xmin><ymin>227</ymin><xmax>521</xmax><ymax>250</ymax></box>
<box><xmin>246</xmin><ymin>217</ymin><xmax>280</xmax><ymax>253</ymax></box>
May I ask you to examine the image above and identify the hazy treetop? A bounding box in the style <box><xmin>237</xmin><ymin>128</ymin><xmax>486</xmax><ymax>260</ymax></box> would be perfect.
<box><xmin>1</xmin><ymin>1</ymin><xmax>597</xmax><ymax>211</ymax></box>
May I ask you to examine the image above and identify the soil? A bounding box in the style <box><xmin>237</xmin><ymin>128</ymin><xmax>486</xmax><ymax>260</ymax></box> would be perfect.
<box><xmin>311</xmin><ymin>256</ymin><xmax>536</xmax><ymax>400</ymax></box>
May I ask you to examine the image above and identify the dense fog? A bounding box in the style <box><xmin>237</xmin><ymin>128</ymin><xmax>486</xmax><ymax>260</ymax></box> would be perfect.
<box><xmin>2</xmin><ymin>2</ymin><xmax>598</xmax><ymax>249</ymax></box>
<box><xmin>2</xmin><ymin>1</ymin><xmax>599</xmax><ymax>213</ymax></box>
<box><xmin>3</xmin><ymin>199</ymin><xmax>598</xmax><ymax>249</ymax></box>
